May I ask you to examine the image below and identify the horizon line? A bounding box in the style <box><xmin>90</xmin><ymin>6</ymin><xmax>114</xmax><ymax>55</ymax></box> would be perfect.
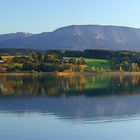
<box><xmin>1</xmin><ymin>24</ymin><xmax>140</xmax><ymax>35</ymax></box>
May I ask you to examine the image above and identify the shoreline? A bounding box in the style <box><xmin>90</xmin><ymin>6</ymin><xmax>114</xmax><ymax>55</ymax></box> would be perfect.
<box><xmin>1</xmin><ymin>71</ymin><xmax>140</xmax><ymax>76</ymax></box>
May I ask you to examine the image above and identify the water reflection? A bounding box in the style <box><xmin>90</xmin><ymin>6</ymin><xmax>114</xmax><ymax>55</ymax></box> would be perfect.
<box><xmin>0</xmin><ymin>74</ymin><xmax>140</xmax><ymax>121</ymax></box>
<box><xmin>0</xmin><ymin>74</ymin><xmax>140</xmax><ymax>97</ymax></box>
<box><xmin>1</xmin><ymin>96</ymin><xmax>140</xmax><ymax>121</ymax></box>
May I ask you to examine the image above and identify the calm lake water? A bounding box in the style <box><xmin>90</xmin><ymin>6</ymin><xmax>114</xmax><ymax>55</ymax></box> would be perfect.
<box><xmin>1</xmin><ymin>73</ymin><xmax>140</xmax><ymax>140</ymax></box>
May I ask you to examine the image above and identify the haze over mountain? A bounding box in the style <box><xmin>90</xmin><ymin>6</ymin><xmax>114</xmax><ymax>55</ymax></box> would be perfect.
<box><xmin>1</xmin><ymin>25</ymin><xmax>140</xmax><ymax>51</ymax></box>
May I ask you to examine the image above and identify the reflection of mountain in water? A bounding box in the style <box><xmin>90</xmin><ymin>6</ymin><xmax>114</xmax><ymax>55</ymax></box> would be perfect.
<box><xmin>1</xmin><ymin>95</ymin><xmax>140</xmax><ymax>121</ymax></box>
<box><xmin>0</xmin><ymin>74</ymin><xmax>140</xmax><ymax>97</ymax></box>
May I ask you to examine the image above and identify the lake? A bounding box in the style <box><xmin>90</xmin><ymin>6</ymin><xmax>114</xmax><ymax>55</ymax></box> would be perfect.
<box><xmin>1</xmin><ymin>73</ymin><xmax>140</xmax><ymax>140</ymax></box>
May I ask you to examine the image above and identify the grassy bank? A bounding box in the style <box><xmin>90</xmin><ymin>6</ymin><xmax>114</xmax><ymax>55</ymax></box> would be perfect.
<box><xmin>85</xmin><ymin>58</ymin><xmax>111</xmax><ymax>70</ymax></box>
<box><xmin>64</xmin><ymin>57</ymin><xmax>111</xmax><ymax>71</ymax></box>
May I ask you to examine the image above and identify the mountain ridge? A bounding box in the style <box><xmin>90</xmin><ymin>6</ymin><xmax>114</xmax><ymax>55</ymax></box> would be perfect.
<box><xmin>1</xmin><ymin>25</ymin><xmax>140</xmax><ymax>51</ymax></box>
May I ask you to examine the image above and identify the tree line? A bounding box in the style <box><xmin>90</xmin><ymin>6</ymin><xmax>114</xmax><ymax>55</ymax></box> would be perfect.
<box><xmin>1</xmin><ymin>48</ymin><xmax>140</xmax><ymax>72</ymax></box>
<box><xmin>0</xmin><ymin>51</ymin><xmax>86</xmax><ymax>72</ymax></box>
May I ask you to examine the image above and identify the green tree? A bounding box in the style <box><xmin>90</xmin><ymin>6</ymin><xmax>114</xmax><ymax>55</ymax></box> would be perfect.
<box><xmin>22</xmin><ymin>63</ymin><xmax>33</xmax><ymax>71</ymax></box>
<box><xmin>77</xmin><ymin>57</ymin><xmax>86</xmax><ymax>65</ymax></box>
<box><xmin>68</xmin><ymin>58</ymin><xmax>77</xmax><ymax>64</ymax></box>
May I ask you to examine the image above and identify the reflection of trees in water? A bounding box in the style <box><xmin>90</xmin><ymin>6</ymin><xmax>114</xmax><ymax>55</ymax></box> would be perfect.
<box><xmin>40</xmin><ymin>75</ymin><xmax>87</xmax><ymax>96</ymax></box>
<box><xmin>0</xmin><ymin>74</ymin><xmax>140</xmax><ymax>97</ymax></box>
<box><xmin>0</xmin><ymin>75</ymin><xmax>97</xmax><ymax>96</ymax></box>
<box><xmin>104</xmin><ymin>75</ymin><xmax>140</xmax><ymax>96</ymax></box>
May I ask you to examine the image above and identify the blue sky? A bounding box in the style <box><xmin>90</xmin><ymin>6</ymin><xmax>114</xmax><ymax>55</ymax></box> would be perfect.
<box><xmin>0</xmin><ymin>0</ymin><xmax>140</xmax><ymax>34</ymax></box>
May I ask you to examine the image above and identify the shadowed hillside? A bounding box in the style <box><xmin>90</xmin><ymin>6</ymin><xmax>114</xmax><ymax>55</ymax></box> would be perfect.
<box><xmin>1</xmin><ymin>25</ymin><xmax>140</xmax><ymax>51</ymax></box>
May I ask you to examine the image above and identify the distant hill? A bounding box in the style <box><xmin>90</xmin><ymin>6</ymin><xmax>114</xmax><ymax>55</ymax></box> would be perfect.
<box><xmin>1</xmin><ymin>25</ymin><xmax>140</xmax><ymax>51</ymax></box>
